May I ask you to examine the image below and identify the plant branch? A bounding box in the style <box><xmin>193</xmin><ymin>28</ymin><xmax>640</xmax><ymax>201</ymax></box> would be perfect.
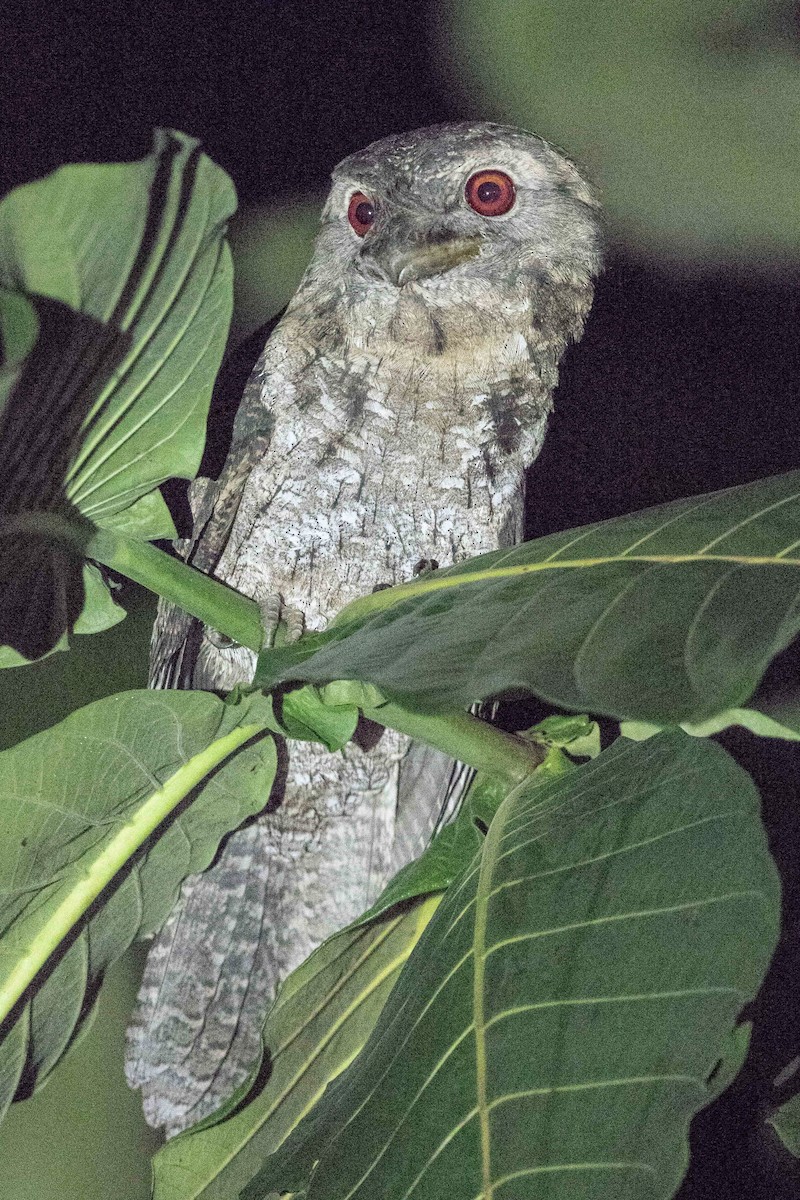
<box><xmin>359</xmin><ymin>698</ymin><xmax>546</xmax><ymax>784</ymax></box>
<box><xmin>88</xmin><ymin>527</ymin><xmax>264</xmax><ymax>651</ymax></box>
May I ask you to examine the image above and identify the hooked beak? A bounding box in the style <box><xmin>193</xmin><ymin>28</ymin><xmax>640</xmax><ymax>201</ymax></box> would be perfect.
<box><xmin>364</xmin><ymin>235</ymin><xmax>482</xmax><ymax>286</ymax></box>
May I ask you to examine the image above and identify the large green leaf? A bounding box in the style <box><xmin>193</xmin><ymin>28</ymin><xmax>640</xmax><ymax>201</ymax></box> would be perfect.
<box><xmin>152</xmin><ymin>895</ymin><xmax>442</xmax><ymax>1200</ymax></box>
<box><xmin>0</xmin><ymin>689</ymin><xmax>276</xmax><ymax>1114</ymax></box>
<box><xmin>257</xmin><ymin>470</ymin><xmax>800</xmax><ymax>727</ymax></box>
<box><xmin>0</xmin><ymin>128</ymin><xmax>234</xmax><ymax>526</ymax></box>
<box><xmin>247</xmin><ymin>731</ymin><xmax>779</xmax><ymax>1200</ymax></box>
<box><xmin>0</xmin><ymin>130</ymin><xmax>235</xmax><ymax>658</ymax></box>
<box><xmin>150</xmin><ymin>766</ymin><xmax>521</xmax><ymax>1198</ymax></box>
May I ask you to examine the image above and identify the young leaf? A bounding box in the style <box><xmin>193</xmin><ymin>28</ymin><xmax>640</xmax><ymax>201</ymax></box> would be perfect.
<box><xmin>520</xmin><ymin>712</ymin><xmax>601</xmax><ymax>759</ymax></box>
<box><xmin>279</xmin><ymin>685</ymin><xmax>360</xmax><ymax>752</ymax></box>
<box><xmin>247</xmin><ymin>731</ymin><xmax>779</xmax><ymax>1200</ymax></box>
<box><xmin>0</xmin><ymin>689</ymin><xmax>276</xmax><ymax>1114</ymax></box>
<box><xmin>257</xmin><ymin>469</ymin><xmax>800</xmax><ymax>728</ymax></box>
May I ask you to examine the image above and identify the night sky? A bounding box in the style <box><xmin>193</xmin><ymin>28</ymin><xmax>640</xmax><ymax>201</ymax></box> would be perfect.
<box><xmin>3</xmin><ymin>2</ymin><xmax>800</xmax><ymax>1195</ymax></box>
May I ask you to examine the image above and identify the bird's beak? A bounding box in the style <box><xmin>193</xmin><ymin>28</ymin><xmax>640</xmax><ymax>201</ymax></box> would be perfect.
<box><xmin>365</xmin><ymin>235</ymin><xmax>482</xmax><ymax>286</ymax></box>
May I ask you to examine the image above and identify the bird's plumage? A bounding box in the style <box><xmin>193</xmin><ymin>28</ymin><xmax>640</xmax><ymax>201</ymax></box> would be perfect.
<box><xmin>125</xmin><ymin>121</ymin><xmax>602</xmax><ymax>1134</ymax></box>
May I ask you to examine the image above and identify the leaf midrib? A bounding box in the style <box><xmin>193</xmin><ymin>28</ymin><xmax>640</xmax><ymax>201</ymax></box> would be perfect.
<box><xmin>0</xmin><ymin>719</ymin><xmax>266</xmax><ymax>1022</ymax></box>
<box><xmin>472</xmin><ymin>787</ymin><xmax>516</xmax><ymax>1199</ymax></box>
<box><xmin>332</xmin><ymin>551</ymin><xmax>800</xmax><ymax>627</ymax></box>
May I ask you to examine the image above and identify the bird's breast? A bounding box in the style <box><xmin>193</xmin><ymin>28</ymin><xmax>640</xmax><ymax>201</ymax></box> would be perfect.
<box><xmin>215</xmin><ymin>306</ymin><xmax>554</xmax><ymax>628</ymax></box>
<box><xmin>219</xmin><ymin>384</ymin><xmax>541</xmax><ymax>632</ymax></box>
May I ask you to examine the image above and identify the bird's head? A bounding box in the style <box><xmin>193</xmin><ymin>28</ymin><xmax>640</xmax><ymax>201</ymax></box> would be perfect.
<box><xmin>310</xmin><ymin>122</ymin><xmax>601</xmax><ymax>302</ymax></box>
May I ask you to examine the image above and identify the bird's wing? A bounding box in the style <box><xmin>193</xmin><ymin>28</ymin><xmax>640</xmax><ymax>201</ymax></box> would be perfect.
<box><xmin>126</xmin><ymin>822</ymin><xmax>276</xmax><ymax>1136</ymax></box>
<box><xmin>127</xmin><ymin>734</ymin><xmax>469</xmax><ymax>1136</ymax></box>
<box><xmin>148</xmin><ymin>315</ymin><xmax>283</xmax><ymax>691</ymax></box>
<box><xmin>391</xmin><ymin>740</ymin><xmax>473</xmax><ymax>873</ymax></box>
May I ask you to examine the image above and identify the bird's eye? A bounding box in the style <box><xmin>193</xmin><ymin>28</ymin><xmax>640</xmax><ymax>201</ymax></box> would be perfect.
<box><xmin>465</xmin><ymin>170</ymin><xmax>516</xmax><ymax>217</ymax></box>
<box><xmin>347</xmin><ymin>191</ymin><xmax>376</xmax><ymax>236</ymax></box>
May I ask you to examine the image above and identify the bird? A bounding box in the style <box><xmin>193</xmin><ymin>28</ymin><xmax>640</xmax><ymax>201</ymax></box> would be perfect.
<box><xmin>124</xmin><ymin>121</ymin><xmax>602</xmax><ymax>1136</ymax></box>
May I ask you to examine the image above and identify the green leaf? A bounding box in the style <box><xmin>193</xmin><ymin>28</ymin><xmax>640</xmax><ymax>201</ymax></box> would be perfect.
<box><xmin>72</xmin><ymin>563</ymin><xmax>126</xmax><ymax>635</ymax></box>
<box><xmin>0</xmin><ymin>129</ymin><xmax>235</xmax><ymax>523</ymax></box>
<box><xmin>0</xmin><ymin>130</ymin><xmax>235</xmax><ymax>658</ymax></box>
<box><xmin>258</xmin><ymin>470</ymin><xmax>800</xmax><ymax>727</ymax></box>
<box><xmin>151</xmin><ymin>894</ymin><xmax>441</xmax><ymax>1200</ymax></box>
<box><xmin>0</xmin><ymin>562</ymin><xmax>125</xmax><ymax>669</ymax></box>
<box><xmin>522</xmin><ymin>713</ymin><xmax>602</xmax><ymax>759</ymax></box>
<box><xmin>248</xmin><ymin>731</ymin><xmax>779</xmax><ymax>1200</ymax></box>
<box><xmin>279</xmin><ymin>686</ymin><xmax>360</xmax><ymax>752</ymax></box>
<box><xmin>0</xmin><ymin>689</ymin><xmax>276</xmax><ymax>1113</ymax></box>
<box><xmin>768</xmin><ymin>1092</ymin><xmax>800</xmax><ymax>1159</ymax></box>
<box><xmin>0</xmin><ymin>288</ymin><xmax>38</xmax><ymax>412</ymax></box>
<box><xmin>105</xmin><ymin>488</ymin><xmax>177</xmax><ymax>541</ymax></box>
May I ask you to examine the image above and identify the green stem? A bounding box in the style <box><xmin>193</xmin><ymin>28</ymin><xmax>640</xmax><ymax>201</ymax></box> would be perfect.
<box><xmin>0</xmin><ymin>511</ymin><xmax>94</xmax><ymax>554</ymax></box>
<box><xmin>88</xmin><ymin>527</ymin><xmax>264</xmax><ymax>652</ymax></box>
<box><xmin>0</xmin><ymin>719</ymin><xmax>268</xmax><ymax>1023</ymax></box>
<box><xmin>359</xmin><ymin>699</ymin><xmax>546</xmax><ymax>785</ymax></box>
<box><xmin>9</xmin><ymin>516</ymin><xmax>546</xmax><ymax>786</ymax></box>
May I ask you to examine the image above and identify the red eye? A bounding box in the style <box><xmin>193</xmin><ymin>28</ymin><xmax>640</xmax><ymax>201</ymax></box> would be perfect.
<box><xmin>347</xmin><ymin>191</ymin><xmax>376</xmax><ymax>236</ymax></box>
<box><xmin>465</xmin><ymin>170</ymin><xmax>516</xmax><ymax>217</ymax></box>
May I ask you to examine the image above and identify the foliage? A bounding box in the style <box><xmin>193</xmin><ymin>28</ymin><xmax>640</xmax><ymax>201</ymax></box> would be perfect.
<box><xmin>0</xmin><ymin>129</ymin><xmax>236</xmax><ymax>662</ymax></box>
<box><xmin>246</xmin><ymin>732</ymin><xmax>778</xmax><ymax>1200</ymax></box>
<box><xmin>256</xmin><ymin>470</ymin><xmax>800</xmax><ymax>725</ymax></box>
<box><xmin>0</xmin><ymin>137</ymin><xmax>798</xmax><ymax>1200</ymax></box>
<box><xmin>0</xmin><ymin>689</ymin><xmax>277</xmax><ymax>1114</ymax></box>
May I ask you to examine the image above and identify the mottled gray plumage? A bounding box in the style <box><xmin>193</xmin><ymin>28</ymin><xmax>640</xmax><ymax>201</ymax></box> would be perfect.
<box><xmin>125</xmin><ymin>122</ymin><xmax>602</xmax><ymax>1134</ymax></box>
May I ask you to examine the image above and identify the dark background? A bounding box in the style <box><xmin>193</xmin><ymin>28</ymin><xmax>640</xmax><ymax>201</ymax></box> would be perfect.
<box><xmin>1</xmin><ymin>1</ymin><xmax>799</xmax><ymax>1196</ymax></box>
<box><xmin>4</xmin><ymin>1</ymin><xmax>798</xmax><ymax>528</ymax></box>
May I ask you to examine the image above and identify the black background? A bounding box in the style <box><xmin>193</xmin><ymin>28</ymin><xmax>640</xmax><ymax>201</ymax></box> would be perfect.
<box><xmin>4</xmin><ymin>1</ymin><xmax>798</xmax><ymax>530</ymax></box>
<box><xmin>2</xmin><ymin>1</ymin><xmax>800</xmax><ymax>1195</ymax></box>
